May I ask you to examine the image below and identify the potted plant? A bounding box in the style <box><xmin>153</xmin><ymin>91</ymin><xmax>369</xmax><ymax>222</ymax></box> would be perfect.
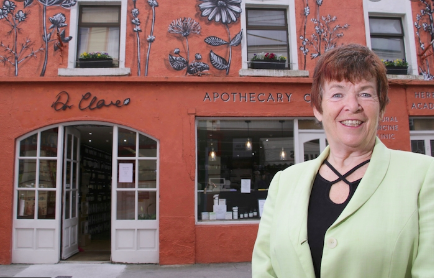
<box><xmin>382</xmin><ymin>59</ymin><xmax>408</xmax><ymax>75</ymax></box>
<box><xmin>250</xmin><ymin>52</ymin><xmax>287</xmax><ymax>69</ymax></box>
<box><xmin>78</xmin><ymin>52</ymin><xmax>114</xmax><ymax>68</ymax></box>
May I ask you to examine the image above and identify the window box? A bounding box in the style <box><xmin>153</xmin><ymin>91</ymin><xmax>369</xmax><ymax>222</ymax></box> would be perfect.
<box><xmin>250</xmin><ymin>61</ymin><xmax>285</xmax><ymax>70</ymax></box>
<box><xmin>386</xmin><ymin>66</ymin><xmax>408</xmax><ymax>75</ymax></box>
<box><xmin>78</xmin><ymin>58</ymin><xmax>114</xmax><ymax>68</ymax></box>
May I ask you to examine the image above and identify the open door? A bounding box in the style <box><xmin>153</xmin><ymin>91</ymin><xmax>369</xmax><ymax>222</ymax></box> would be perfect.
<box><xmin>61</xmin><ymin>127</ymin><xmax>80</xmax><ymax>259</ymax></box>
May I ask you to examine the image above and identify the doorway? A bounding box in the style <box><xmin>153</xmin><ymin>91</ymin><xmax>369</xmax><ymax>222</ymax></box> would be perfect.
<box><xmin>13</xmin><ymin>123</ymin><xmax>159</xmax><ymax>264</ymax></box>
<box><xmin>62</xmin><ymin>125</ymin><xmax>113</xmax><ymax>261</ymax></box>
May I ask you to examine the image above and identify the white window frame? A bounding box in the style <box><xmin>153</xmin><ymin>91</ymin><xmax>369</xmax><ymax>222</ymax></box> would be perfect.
<box><xmin>239</xmin><ymin>0</ymin><xmax>308</xmax><ymax>77</ymax></box>
<box><xmin>363</xmin><ymin>0</ymin><xmax>418</xmax><ymax>76</ymax></box>
<box><xmin>58</xmin><ymin>0</ymin><xmax>130</xmax><ymax>76</ymax></box>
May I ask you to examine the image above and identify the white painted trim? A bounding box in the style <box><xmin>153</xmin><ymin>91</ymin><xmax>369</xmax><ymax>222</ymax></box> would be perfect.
<box><xmin>58</xmin><ymin>68</ymin><xmax>131</xmax><ymax>76</ymax></box>
<box><xmin>363</xmin><ymin>0</ymin><xmax>418</xmax><ymax>75</ymax></box>
<box><xmin>239</xmin><ymin>69</ymin><xmax>308</xmax><ymax>77</ymax></box>
<box><xmin>241</xmin><ymin>0</ymin><xmax>299</xmax><ymax>71</ymax></box>
<box><xmin>65</xmin><ymin>0</ymin><xmax>128</xmax><ymax>71</ymax></box>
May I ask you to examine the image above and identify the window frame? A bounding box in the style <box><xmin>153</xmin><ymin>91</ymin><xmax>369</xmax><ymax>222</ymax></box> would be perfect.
<box><xmin>245</xmin><ymin>8</ymin><xmax>290</xmax><ymax>68</ymax></box>
<box><xmin>58</xmin><ymin>0</ymin><xmax>130</xmax><ymax>76</ymax></box>
<box><xmin>369</xmin><ymin>16</ymin><xmax>406</xmax><ymax>60</ymax></box>
<box><xmin>77</xmin><ymin>5</ymin><xmax>122</xmax><ymax>68</ymax></box>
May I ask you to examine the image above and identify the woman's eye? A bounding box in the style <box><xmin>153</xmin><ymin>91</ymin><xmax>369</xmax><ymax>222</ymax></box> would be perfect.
<box><xmin>331</xmin><ymin>93</ymin><xmax>343</xmax><ymax>98</ymax></box>
<box><xmin>360</xmin><ymin>92</ymin><xmax>372</xmax><ymax>97</ymax></box>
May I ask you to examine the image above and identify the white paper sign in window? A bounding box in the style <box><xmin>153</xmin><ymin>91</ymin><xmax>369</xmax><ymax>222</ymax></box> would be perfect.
<box><xmin>119</xmin><ymin>163</ymin><xmax>133</xmax><ymax>183</ymax></box>
<box><xmin>241</xmin><ymin>179</ymin><xmax>251</xmax><ymax>193</ymax></box>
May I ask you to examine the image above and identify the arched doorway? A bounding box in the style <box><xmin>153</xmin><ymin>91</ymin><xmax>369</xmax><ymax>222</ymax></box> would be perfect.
<box><xmin>12</xmin><ymin>122</ymin><xmax>159</xmax><ymax>264</ymax></box>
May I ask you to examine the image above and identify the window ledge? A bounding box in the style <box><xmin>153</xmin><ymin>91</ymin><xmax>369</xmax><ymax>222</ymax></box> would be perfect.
<box><xmin>239</xmin><ymin>69</ymin><xmax>309</xmax><ymax>77</ymax></box>
<box><xmin>386</xmin><ymin>74</ymin><xmax>424</xmax><ymax>80</ymax></box>
<box><xmin>58</xmin><ymin>68</ymin><xmax>131</xmax><ymax>77</ymax></box>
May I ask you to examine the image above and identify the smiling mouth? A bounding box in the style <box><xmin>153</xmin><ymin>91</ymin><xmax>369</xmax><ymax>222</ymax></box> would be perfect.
<box><xmin>341</xmin><ymin>120</ymin><xmax>362</xmax><ymax>127</ymax></box>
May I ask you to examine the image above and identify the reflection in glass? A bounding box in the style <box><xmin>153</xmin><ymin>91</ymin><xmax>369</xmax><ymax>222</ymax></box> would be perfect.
<box><xmin>409</xmin><ymin>118</ymin><xmax>434</xmax><ymax>130</ymax></box>
<box><xmin>247</xmin><ymin>30</ymin><xmax>288</xmax><ymax>60</ymax></box>
<box><xmin>18</xmin><ymin>159</ymin><xmax>36</xmax><ymax>188</ymax></box>
<box><xmin>40</xmin><ymin>128</ymin><xmax>58</xmax><ymax>157</ymax></box>
<box><xmin>73</xmin><ymin>136</ymin><xmax>78</xmax><ymax>160</ymax></box>
<box><xmin>118</xmin><ymin>128</ymin><xmax>136</xmax><ymax>157</ymax></box>
<box><xmin>17</xmin><ymin>190</ymin><xmax>35</xmax><ymax>219</ymax></box>
<box><xmin>65</xmin><ymin>191</ymin><xmax>70</xmax><ymax>219</ymax></box>
<box><xmin>370</xmin><ymin>37</ymin><xmax>405</xmax><ymax>61</ymax></box>
<box><xmin>38</xmin><ymin>191</ymin><xmax>56</xmax><ymax>219</ymax></box>
<box><xmin>39</xmin><ymin>160</ymin><xmax>57</xmax><ymax>188</ymax></box>
<box><xmin>117</xmin><ymin>191</ymin><xmax>135</xmax><ymax>220</ymax></box>
<box><xmin>138</xmin><ymin>191</ymin><xmax>156</xmax><ymax>220</ymax></box>
<box><xmin>304</xmin><ymin>139</ymin><xmax>320</xmax><ymax>162</ymax></box>
<box><xmin>20</xmin><ymin>134</ymin><xmax>38</xmax><ymax>157</ymax></box>
<box><xmin>411</xmin><ymin>140</ymin><xmax>425</xmax><ymax>154</ymax></box>
<box><xmin>139</xmin><ymin>134</ymin><xmax>157</xmax><ymax>157</ymax></box>
<box><xmin>247</xmin><ymin>10</ymin><xmax>286</xmax><ymax>26</ymax></box>
<box><xmin>117</xmin><ymin>160</ymin><xmax>135</xmax><ymax>188</ymax></box>
<box><xmin>72</xmin><ymin>191</ymin><xmax>77</xmax><ymax>218</ymax></box>
<box><xmin>138</xmin><ymin>160</ymin><xmax>157</xmax><ymax>188</ymax></box>
<box><xmin>66</xmin><ymin>134</ymin><xmax>72</xmax><ymax>159</ymax></box>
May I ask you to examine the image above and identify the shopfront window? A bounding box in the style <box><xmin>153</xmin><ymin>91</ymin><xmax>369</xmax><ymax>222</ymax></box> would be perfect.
<box><xmin>197</xmin><ymin>119</ymin><xmax>294</xmax><ymax>222</ymax></box>
<box><xmin>410</xmin><ymin>118</ymin><xmax>434</xmax><ymax>156</ymax></box>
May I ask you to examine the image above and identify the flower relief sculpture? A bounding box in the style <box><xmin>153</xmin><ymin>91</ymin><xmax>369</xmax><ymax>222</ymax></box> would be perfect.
<box><xmin>168</xmin><ymin>17</ymin><xmax>209</xmax><ymax>75</ymax></box>
<box><xmin>299</xmin><ymin>0</ymin><xmax>349</xmax><ymax>70</ymax></box>
<box><xmin>198</xmin><ymin>0</ymin><xmax>242</xmax><ymax>75</ymax></box>
<box><xmin>131</xmin><ymin>0</ymin><xmax>158</xmax><ymax>76</ymax></box>
<box><xmin>25</xmin><ymin>0</ymin><xmax>76</xmax><ymax>76</ymax></box>
<box><xmin>0</xmin><ymin>0</ymin><xmax>43</xmax><ymax>76</ymax></box>
<box><xmin>414</xmin><ymin>0</ymin><xmax>434</xmax><ymax>80</ymax></box>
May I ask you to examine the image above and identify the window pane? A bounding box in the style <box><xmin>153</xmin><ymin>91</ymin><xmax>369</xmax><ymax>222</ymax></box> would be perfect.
<box><xmin>78</xmin><ymin>27</ymin><xmax>120</xmax><ymax>60</ymax></box>
<box><xmin>118</xmin><ymin>128</ymin><xmax>136</xmax><ymax>157</ymax></box>
<box><xmin>138</xmin><ymin>191</ymin><xmax>156</xmax><ymax>220</ymax></box>
<box><xmin>117</xmin><ymin>160</ymin><xmax>135</xmax><ymax>188</ymax></box>
<box><xmin>18</xmin><ymin>159</ymin><xmax>36</xmax><ymax>188</ymax></box>
<box><xmin>411</xmin><ymin>140</ymin><xmax>425</xmax><ymax>154</ymax></box>
<box><xmin>73</xmin><ymin>136</ymin><xmax>78</xmax><ymax>160</ymax></box>
<box><xmin>409</xmin><ymin>118</ymin><xmax>434</xmax><ymax>130</ymax></box>
<box><xmin>20</xmin><ymin>134</ymin><xmax>37</xmax><ymax>157</ymax></box>
<box><xmin>66</xmin><ymin>134</ymin><xmax>72</xmax><ymax>159</ymax></box>
<box><xmin>369</xmin><ymin>18</ymin><xmax>403</xmax><ymax>35</ymax></box>
<box><xmin>247</xmin><ymin>10</ymin><xmax>286</xmax><ymax>26</ymax></box>
<box><xmin>371</xmin><ymin>37</ymin><xmax>405</xmax><ymax>61</ymax></box>
<box><xmin>303</xmin><ymin>139</ymin><xmax>320</xmax><ymax>162</ymax></box>
<box><xmin>117</xmin><ymin>191</ymin><xmax>135</xmax><ymax>220</ymax></box>
<box><xmin>65</xmin><ymin>191</ymin><xmax>70</xmax><ymax>219</ymax></box>
<box><xmin>138</xmin><ymin>160</ymin><xmax>156</xmax><ymax>188</ymax></box>
<box><xmin>39</xmin><ymin>160</ymin><xmax>57</xmax><ymax>188</ymax></box>
<box><xmin>40</xmin><ymin>128</ymin><xmax>58</xmax><ymax>157</ymax></box>
<box><xmin>197</xmin><ymin>120</ymin><xmax>293</xmax><ymax>221</ymax></box>
<box><xmin>17</xmin><ymin>190</ymin><xmax>35</xmax><ymax>219</ymax></box>
<box><xmin>66</xmin><ymin>161</ymin><xmax>71</xmax><ymax>188</ymax></box>
<box><xmin>72</xmin><ymin>190</ymin><xmax>77</xmax><ymax>218</ymax></box>
<box><xmin>81</xmin><ymin>7</ymin><xmax>119</xmax><ymax>24</ymax></box>
<box><xmin>299</xmin><ymin>120</ymin><xmax>322</xmax><ymax>129</ymax></box>
<box><xmin>38</xmin><ymin>191</ymin><xmax>56</xmax><ymax>219</ymax></box>
<box><xmin>72</xmin><ymin>162</ymin><xmax>77</xmax><ymax>189</ymax></box>
<box><xmin>139</xmin><ymin>134</ymin><xmax>157</xmax><ymax>157</ymax></box>
<box><xmin>247</xmin><ymin>30</ymin><xmax>288</xmax><ymax>60</ymax></box>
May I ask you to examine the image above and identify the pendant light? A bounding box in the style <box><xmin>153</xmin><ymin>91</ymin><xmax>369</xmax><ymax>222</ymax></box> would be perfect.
<box><xmin>209</xmin><ymin>121</ymin><xmax>217</xmax><ymax>161</ymax></box>
<box><xmin>279</xmin><ymin>120</ymin><xmax>287</xmax><ymax>160</ymax></box>
<box><xmin>245</xmin><ymin>120</ymin><xmax>252</xmax><ymax>151</ymax></box>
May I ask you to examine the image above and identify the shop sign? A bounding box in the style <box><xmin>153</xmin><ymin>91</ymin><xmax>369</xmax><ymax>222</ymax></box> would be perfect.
<box><xmin>410</xmin><ymin>92</ymin><xmax>434</xmax><ymax>110</ymax></box>
<box><xmin>51</xmin><ymin>91</ymin><xmax>130</xmax><ymax>111</ymax></box>
<box><xmin>377</xmin><ymin>116</ymin><xmax>399</xmax><ymax>140</ymax></box>
<box><xmin>203</xmin><ymin>92</ymin><xmax>314</xmax><ymax>103</ymax></box>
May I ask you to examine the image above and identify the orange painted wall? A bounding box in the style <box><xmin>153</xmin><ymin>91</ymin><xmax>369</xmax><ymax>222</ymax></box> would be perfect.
<box><xmin>0</xmin><ymin>77</ymin><xmax>432</xmax><ymax>265</ymax></box>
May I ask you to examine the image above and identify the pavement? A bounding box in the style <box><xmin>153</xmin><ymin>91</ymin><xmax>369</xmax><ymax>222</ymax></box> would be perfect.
<box><xmin>0</xmin><ymin>262</ymin><xmax>252</xmax><ymax>278</ymax></box>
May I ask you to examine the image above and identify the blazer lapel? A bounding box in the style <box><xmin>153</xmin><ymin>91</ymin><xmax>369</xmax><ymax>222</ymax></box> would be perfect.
<box><xmin>331</xmin><ymin>138</ymin><xmax>391</xmax><ymax>229</ymax></box>
<box><xmin>286</xmin><ymin>147</ymin><xmax>331</xmax><ymax>278</ymax></box>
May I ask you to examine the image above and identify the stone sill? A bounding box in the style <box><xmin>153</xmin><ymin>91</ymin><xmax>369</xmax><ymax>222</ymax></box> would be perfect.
<box><xmin>239</xmin><ymin>68</ymin><xmax>309</xmax><ymax>77</ymax></box>
<box><xmin>386</xmin><ymin>74</ymin><xmax>424</xmax><ymax>80</ymax></box>
<box><xmin>58</xmin><ymin>68</ymin><xmax>131</xmax><ymax>76</ymax></box>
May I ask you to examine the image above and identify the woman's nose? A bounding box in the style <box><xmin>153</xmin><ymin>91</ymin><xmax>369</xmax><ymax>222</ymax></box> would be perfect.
<box><xmin>345</xmin><ymin>94</ymin><xmax>362</xmax><ymax>112</ymax></box>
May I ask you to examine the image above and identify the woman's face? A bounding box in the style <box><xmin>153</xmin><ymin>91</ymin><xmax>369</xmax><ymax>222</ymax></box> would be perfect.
<box><xmin>313</xmin><ymin>78</ymin><xmax>382</xmax><ymax>153</ymax></box>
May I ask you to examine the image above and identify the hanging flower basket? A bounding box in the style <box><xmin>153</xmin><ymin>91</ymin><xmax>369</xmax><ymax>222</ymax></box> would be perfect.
<box><xmin>250</xmin><ymin>61</ymin><xmax>286</xmax><ymax>70</ymax></box>
<box><xmin>385</xmin><ymin>66</ymin><xmax>408</xmax><ymax>75</ymax></box>
<box><xmin>78</xmin><ymin>58</ymin><xmax>114</xmax><ymax>68</ymax></box>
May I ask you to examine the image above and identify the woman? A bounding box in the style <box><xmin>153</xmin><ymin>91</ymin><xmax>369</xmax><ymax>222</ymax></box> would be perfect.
<box><xmin>252</xmin><ymin>44</ymin><xmax>434</xmax><ymax>278</ymax></box>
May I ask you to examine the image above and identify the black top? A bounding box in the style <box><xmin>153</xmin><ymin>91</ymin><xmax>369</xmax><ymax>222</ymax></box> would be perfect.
<box><xmin>307</xmin><ymin>159</ymin><xmax>370</xmax><ymax>278</ymax></box>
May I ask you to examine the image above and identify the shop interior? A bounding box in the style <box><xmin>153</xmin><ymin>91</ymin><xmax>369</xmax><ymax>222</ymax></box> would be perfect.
<box><xmin>65</xmin><ymin>125</ymin><xmax>113</xmax><ymax>262</ymax></box>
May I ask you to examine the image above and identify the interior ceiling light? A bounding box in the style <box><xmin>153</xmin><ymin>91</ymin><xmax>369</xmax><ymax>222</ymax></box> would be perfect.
<box><xmin>279</xmin><ymin>120</ymin><xmax>287</xmax><ymax>161</ymax></box>
<box><xmin>245</xmin><ymin>120</ymin><xmax>252</xmax><ymax>151</ymax></box>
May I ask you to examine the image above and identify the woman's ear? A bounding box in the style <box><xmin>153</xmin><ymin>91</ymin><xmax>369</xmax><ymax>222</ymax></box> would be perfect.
<box><xmin>313</xmin><ymin>106</ymin><xmax>323</xmax><ymax>122</ymax></box>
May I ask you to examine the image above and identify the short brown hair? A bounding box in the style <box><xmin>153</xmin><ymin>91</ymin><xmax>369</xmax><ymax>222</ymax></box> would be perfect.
<box><xmin>311</xmin><ymin>44</ymin><xmax>389</xmax><ymax>113</ymax></box>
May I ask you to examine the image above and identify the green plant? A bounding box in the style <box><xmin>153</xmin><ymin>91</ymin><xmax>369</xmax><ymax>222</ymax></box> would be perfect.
<box><xmin>251</xmin><ymin>52</ymin><xmax>286</xmax><ymax>62</ymax></box>
<box><xmin>79</xmin><ymin>51</ymin><xmax>112</xmax><ymax>59</ymax></box>
<box><xmin>382</xmin><ymin>59</ymin><xmax>408</xmax><ymax>67</ymax></box>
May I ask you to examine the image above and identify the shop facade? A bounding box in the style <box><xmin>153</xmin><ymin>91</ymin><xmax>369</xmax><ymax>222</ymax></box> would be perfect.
<box><xmin>1</xmin><ymin>0</ymin><xmax>434</xmax><ymax>266</ymax></box>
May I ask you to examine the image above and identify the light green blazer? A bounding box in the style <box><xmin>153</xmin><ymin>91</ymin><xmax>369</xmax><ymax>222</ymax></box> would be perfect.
<box><xmin>252</xmin><ymin>138</ymin><xmax>434</xmax><ymax>278</ymax></box>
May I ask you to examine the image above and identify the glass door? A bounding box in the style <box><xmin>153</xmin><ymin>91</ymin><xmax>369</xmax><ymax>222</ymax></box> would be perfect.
<box><xmin>61</xmin><ymin>127</ymin><xmax>80</xmax><ymax>259</ymax></box>
<box><xmin>297</xmin><ymin>130</ymin><xmax>327</xmax><ymax>163</ymax></box>
<box><xmin>410</xmin><ymin>133</ymin><xmax>434</xmax><ymax>156</ymax></box>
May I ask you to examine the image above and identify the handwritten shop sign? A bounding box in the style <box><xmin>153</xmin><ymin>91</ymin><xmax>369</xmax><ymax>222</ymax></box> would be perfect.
<box><xmin>51</xmin><ymin>91</ymin><xmax>130</xmax><ymax>111</ymax></box>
